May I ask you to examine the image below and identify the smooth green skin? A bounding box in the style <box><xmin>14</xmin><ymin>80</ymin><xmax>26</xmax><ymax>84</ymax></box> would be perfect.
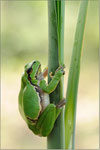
<box><xmin>18</xmin><ymin>61</ymin><xmax>65</xmax><ymax>137</ymax></box>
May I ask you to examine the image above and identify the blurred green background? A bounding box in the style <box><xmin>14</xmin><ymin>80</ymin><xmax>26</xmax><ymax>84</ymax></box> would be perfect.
<box><xmin>1</xmin><ymin>1</ymin><xmax>99</xmax><ymax>149</ymax></box>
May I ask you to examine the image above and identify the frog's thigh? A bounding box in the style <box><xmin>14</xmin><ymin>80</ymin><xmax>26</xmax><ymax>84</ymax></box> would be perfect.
<box><xmin>36</xmin><ymin>104</ymin><xmax>56</xmax><ymax>137</ymax></box>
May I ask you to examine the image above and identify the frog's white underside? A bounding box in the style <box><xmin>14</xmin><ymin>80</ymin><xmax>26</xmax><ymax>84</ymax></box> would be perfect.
<box><xmin>41</xmin><ymin>92</ymin><xmax>50</xmax><ymax>111</ymax></box>
<box><xmin>35</xmin><ymin>88</ymin><xmax>50</xmax><ymax>115</ymax></box>
<box><xmin>37</xmin><ymin>81</ymin><xmax>50</xmax><ymax>113</ymax></box>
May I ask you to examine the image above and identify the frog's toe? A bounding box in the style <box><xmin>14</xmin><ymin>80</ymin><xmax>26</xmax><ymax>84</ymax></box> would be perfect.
<box><xmin>56</xmin><ymin>64</ymin><xmax>65</xmax><ymax>72</ymax></box>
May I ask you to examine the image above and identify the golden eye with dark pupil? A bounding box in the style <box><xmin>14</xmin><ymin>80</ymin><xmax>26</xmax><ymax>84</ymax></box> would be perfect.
<box><xmin>27</xmin><ymin>67</ymin><xmax>32</xmax><ymax>74</ymax></box>
<box><xmin>26</xmin><ymin>68</ymin><xmax>32</xmax><ymax>82</ymax></box>
<box><xmin>27</xmin><ymin>61</ymin><xmax>37</xmax><ymax>75</ymax></box>
<box><xmin>32</xmin><ymin>61</ymin><xmax>36</xmax><ymax>65</ymax></box>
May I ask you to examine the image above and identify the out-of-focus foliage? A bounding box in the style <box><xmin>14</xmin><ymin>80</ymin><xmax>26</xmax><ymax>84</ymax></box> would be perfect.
<box><xmin>1</xmin><ymin>1</ymin><xmax>99</xmax><ymax>149</ymax></box>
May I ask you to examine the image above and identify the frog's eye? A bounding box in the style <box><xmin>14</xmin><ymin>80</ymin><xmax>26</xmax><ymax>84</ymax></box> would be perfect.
<box><xmin>32</xmin><ymin>61</ymin><xmax>36</xmax><ymax>65</ymax></box>
<box><xmin>27</xmin><ymin>67</ymin><xmax>32</xmax><ymax>74</ymax></box>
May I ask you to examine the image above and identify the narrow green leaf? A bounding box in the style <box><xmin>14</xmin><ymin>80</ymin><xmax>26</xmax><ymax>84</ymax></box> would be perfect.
<box><xmin>65</xmin><ymin>1</ymin><xmax>88</xmax><ymax>149</ymax></box>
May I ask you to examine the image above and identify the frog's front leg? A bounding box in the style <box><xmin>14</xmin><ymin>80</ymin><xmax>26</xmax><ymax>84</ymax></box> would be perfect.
<box><xmin>39</xmin><ymin>65</ymin><xmax>65</xmax><ymax>94</ymax></box>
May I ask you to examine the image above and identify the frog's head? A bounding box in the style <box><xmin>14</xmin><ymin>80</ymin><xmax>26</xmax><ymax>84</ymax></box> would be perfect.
<box><xmin>25</xmin><ymin>61</ymin><xmax>41</xmax><ymax>80</ymax></box>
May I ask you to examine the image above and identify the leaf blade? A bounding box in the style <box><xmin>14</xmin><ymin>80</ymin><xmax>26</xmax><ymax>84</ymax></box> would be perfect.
<box><xmin>65</xmin><ymin>1</ymin><xmax>89</xmax><ymax>149</ymax></box>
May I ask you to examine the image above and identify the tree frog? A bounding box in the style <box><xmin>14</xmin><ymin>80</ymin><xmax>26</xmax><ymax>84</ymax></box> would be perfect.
<box><xmin>18</xmin><ymin>60</ymin><xmax>66</xmax><ymax>137</ymax></box>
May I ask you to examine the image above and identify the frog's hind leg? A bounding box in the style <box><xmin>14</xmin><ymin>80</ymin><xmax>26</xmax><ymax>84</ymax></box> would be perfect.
<box><xmin>36</xmin><ymin>99</ymin><xmax>66</xmax><ymax>137</ymax></box>
<box><xmin>36</xmin><ymin>104</ymin><xmax>56</xmax><ymax>137</ymax></box>
<box><xmin>27</xmin><ymin>123</ymin><xmax>40</xmax><ymax>135</ymax></box>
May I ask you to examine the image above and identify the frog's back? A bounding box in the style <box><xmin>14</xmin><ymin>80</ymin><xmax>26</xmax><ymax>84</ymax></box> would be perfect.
<box><xmin>23</xmin><ymin>84</ymin><xmax>41</xmax><ymax>120</ymax></box>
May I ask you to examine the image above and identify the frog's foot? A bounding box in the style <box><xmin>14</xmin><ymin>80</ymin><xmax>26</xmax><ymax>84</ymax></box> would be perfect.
<box><xmin>56</xmin><ymin>98</ymin><xmax>66</xmax><ymax>108</ymax></box>
<box><xmin>49</xmin><ymin>72</ymin><xmax>54</xmax><ymax>79</ymax></box>
<box><xmin>55</xmin><ymin>65</ymin><xmax>65</xmax><ymax>75</ymax></box>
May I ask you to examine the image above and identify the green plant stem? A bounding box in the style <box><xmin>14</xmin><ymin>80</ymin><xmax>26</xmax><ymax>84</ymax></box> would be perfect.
<box><xmin>65</xmin><ymin>1</ymin><xmax>88</xmax><ymax>149</ymax></box>
<box><xmin>47</xmin><ymin>0</ymin><xmax>65</xmax><ymax>149</ymax></box>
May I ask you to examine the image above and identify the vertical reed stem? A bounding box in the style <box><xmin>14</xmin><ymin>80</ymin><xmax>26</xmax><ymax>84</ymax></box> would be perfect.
<box><xmin>47</xmin><ymin>0</ymin><xmax>65</xmax><ymax>149</ymax></box>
